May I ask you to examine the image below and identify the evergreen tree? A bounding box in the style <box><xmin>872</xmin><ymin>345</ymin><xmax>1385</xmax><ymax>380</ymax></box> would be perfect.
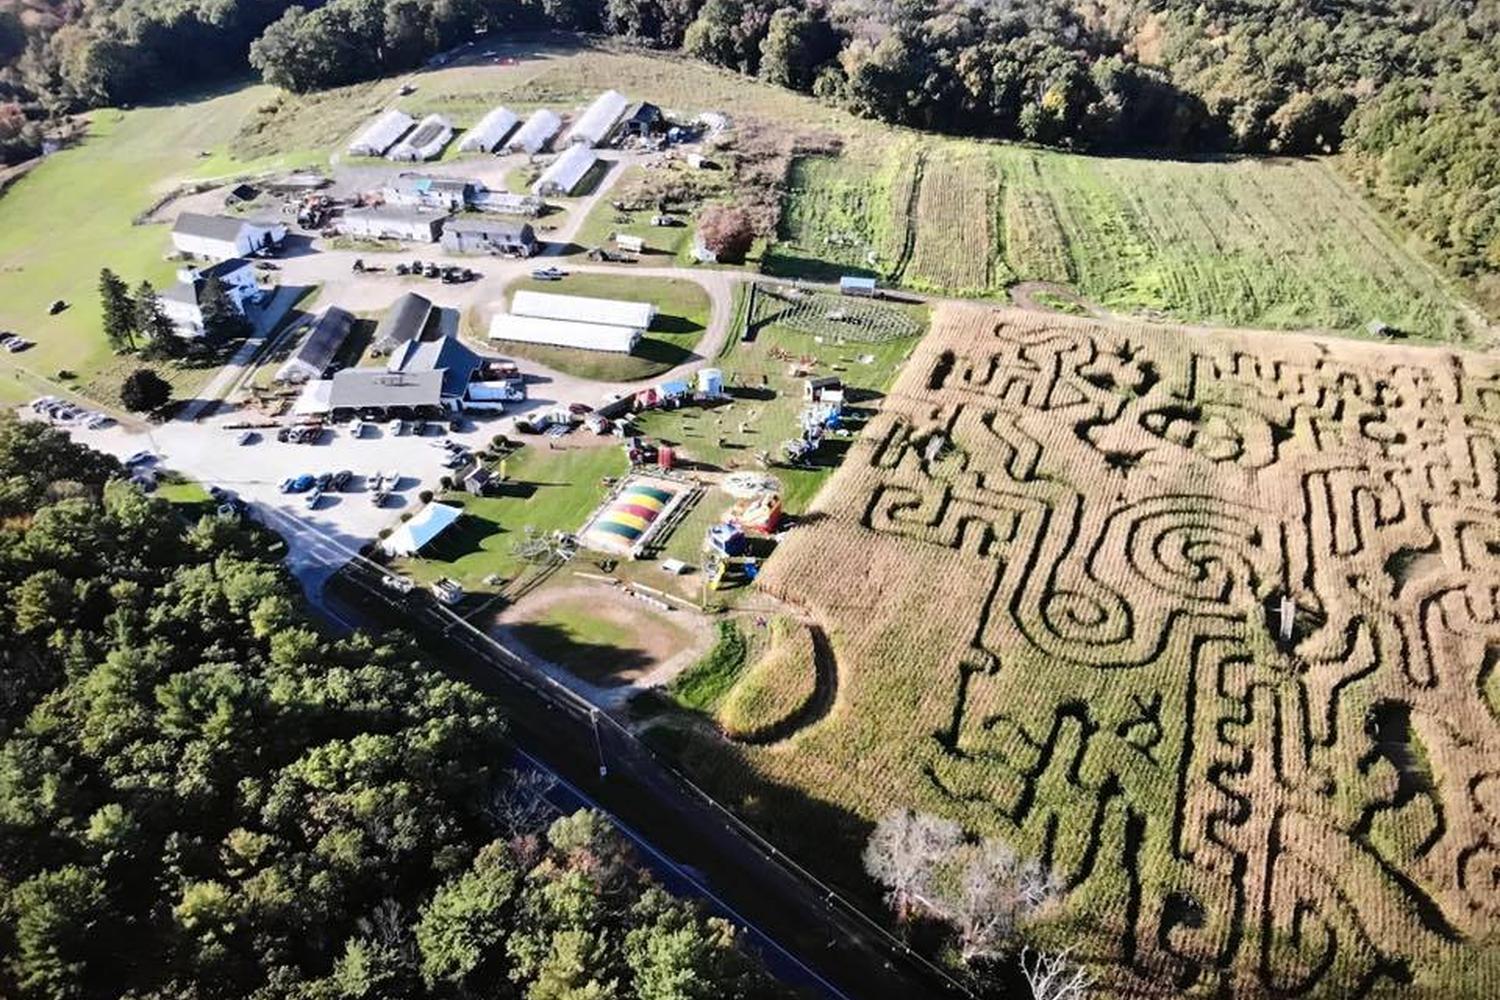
<box><xmin>132</xmin><ymin>280</ymin><xmax>180</xmax><ymax>359</ymax></box>
<box><xmin>199</xmin><ymin>276</ymin><xmax>249</xmax><ymax>341</ymax></box>
<box><xmin>98</xmin><ymin>268</ymin><xmax>136</xmax><ymax>351</ymax></box>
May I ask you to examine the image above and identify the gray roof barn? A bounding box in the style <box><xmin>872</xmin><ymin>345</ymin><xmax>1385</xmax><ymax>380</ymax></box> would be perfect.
<box><xmin>439</xmin><ymin>217</ymin><xmax>538</xmax><ymax>255</ymax></box>
<box><xmin>327</xmin><ymin>368</ymin><xmax>443</xmax><ymax>410</ymax></box>
<box><xmin>276</xmin><ymin>306</ymin><xmax>354</xmax><ymax>383</ymax></box>
<box><xmin>372</xmin><ymin>292</ymin><xmax>433</xmax><ymax>354</ymax></box>
<box><xmin>172</xmin><ymin>213</ymin><xmax>252</xmax><ymax>242</ymax></box>
<box><xmin>387</xmin><ymin>334</ymin><xmax>481</xmax><ymax>398</ymax></box>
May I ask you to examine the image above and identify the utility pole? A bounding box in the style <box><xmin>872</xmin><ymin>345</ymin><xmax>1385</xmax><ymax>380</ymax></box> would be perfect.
<box><xmin>590</xmin><ymin>708</ymin><xmax>608</xmax><ymax>779</ymax></box>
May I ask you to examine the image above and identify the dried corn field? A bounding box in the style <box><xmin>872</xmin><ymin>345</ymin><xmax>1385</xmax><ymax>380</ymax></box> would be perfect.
<box><xmin>742</xmin><ymin>304</ymin><xmax>1500</xmax><ymax>997</ymax></box>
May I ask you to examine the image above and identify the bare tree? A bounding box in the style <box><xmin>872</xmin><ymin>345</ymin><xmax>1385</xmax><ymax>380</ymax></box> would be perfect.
<box><xmin>1020</xmin><ymin>946</ymin><xmax>1093</xmax><ymax>1000</ymax></box>
<box><xmin>484</xmin><ymin>769</ymin><xmax>560</xmax><ymax>839</ymax></box>
<box><xmin>935</xmin><ymin>837</ymin><xmax>1063</xmax><ymax>962</ymax></box>
<box><xmin>863</xmin><ymin>809</ymin><xmax>962</xmax><ymax>919</ymax></box>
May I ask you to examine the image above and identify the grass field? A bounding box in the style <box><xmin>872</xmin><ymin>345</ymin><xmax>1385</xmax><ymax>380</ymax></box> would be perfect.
<box><xmin>670</xmin><ymin>302</ymin><xmax>1500</xmax><ymax>998</ymax></box>
<box><xmin>486</xmin><ymin>272</ymin><xmax>711</xmax><ymax>381</ymax></box>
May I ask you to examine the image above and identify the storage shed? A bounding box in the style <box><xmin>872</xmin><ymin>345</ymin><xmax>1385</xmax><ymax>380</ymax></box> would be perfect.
<box><xmin>339</xmin><ymin>206</ymin><xmax>448</xmax><ymax>242</ymax></box>
<box><xmin>388</xmin><ymin>114</ymin><xmax>453</xmax><ymax>161</ymax></box>
<box><xmin>616</xmin><ymin>101</ymin><xmax>665</xmax><ymax>140</ymax></box>
<box><xmin>349</xmin><ymin>110</ymin><xmax>415</xmax><ymax>157</ymax></box>
<box><xmin>458</xmin><ymin>106</ymin><xmax>519</xmax><ymax>153</ymax></box>
<box><xmin>563</xmin><ymin>90</ymin><xmax>629</xmax><ymax>147</ymax></box>
<box><xmin>531</xmin><ymin>144</ymin><xmax>598</xmax><ymax>197</ymax></box>
<box><xmin>276</xmin><ymin>306</ymin><xmax>354</xmax><ymax>383</ymax></box>
<box><xmin>511</xmin><ymin>290</ymin><xmax>656</xmax><ymax>330</ymax></box>
<box><xmin>440</xmin><ymin>217</ymin><xmax>539</xmax><ymax>257</ymax></box>
<box><xmin>489</xmin><ymin>314</ymin><xmax>642</xmax><ymax>354</ymax></box>
<box><xmin>506</xmin><ymin>109</ymin><xmax>563</xmax><ymax>154</ymax></box>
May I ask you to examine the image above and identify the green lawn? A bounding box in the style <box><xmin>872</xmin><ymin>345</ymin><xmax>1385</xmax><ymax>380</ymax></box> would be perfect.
<box><xmin>569</xmin><ymin>163</ymin><xmax>729</xmax><ymax>260</ymax></box>
<box><xmin>487</xmin><ymin>273</ymin><xmax>712</xmax><ymax>381</ymax></box>
<box><xmin>393</xmin><ymin>443</ymin><xmax>626</xmax><ymax>591</ymax></box>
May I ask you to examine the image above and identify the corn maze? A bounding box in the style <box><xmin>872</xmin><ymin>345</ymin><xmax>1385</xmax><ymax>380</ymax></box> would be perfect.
<box><xmin>756</xmin><ymin>305</ymin><xmax>1500</xmax><ymax>997</ymax></box>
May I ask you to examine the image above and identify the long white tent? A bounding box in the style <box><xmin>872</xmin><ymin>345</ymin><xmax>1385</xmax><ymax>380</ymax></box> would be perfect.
<box><xmin>489</xmin><ymin>314</ymin><xmax>642</xmax><ymax>354</ymax></box>
<box><xmin>459</xmin><ymin>106</ymin><xmax>519</xmax><ymax>153</ymax></box>
<box><xmin>381</xmin><ymin>503</ymin><xmax>463</xmax><ymax>556</ymax></box>
<box><xmin>388</xmin><ymin>114</ymin><xmax>453</xmax><ymax>161</ymax></box>
<box><xmin>562</xmin><ymin>90</ymin><xmax>629</xmax><ymax>147</ymax></box>
<box><xmin>511</xmin><ymin>289</ymin><xmax>656</xmax><ymax>330</ymax></box>
<box><xmin>506</xmin><ymin>109</ymin><xmax>562</xmax><ymax>154</ymax></box>
<box><xmin>530</xmin><ymin>144</ymin><xmax>596</xmax><ymax>196</ymax></box>
<box><xmin>349</xmin><ymin>109</ymin><xmax>414</xmax><ymax>157</ymax></box>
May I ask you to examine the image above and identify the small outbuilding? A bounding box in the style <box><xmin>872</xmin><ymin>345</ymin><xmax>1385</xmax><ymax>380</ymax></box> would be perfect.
<box><xmin>506</xmin><ymin>109</ymin><xmax>563</xmax><ymax>154</ymax></box>
<box><xmin>616</xmin><ymin>101</ymin><xmax>665</xmax><ymax>141</ymax></box>
<box><xmin>339</xmin><ymin>206</ymin><xmax>448</xmax><ymax>243</ymax></box>
<box><xmin>459</xmin><ymin>106</ymin><xmax>520</xmax><ymax>153</ymax></box>
<box><xmin>275</xmin><ymin>306</ymin><xmax>354</xmax><ymax>383</ymax></box>
<box><xmin>562</xmin><ymin>90</ymin><xmax>629</xmax><ymax>147</ymax></box>
<box><xmin>440</xmin><ymin>217</ymin><xmax>539</xmax><ymax>257</ymax></box>
<box><xmin>349</xmin><ymin>109</ymin><xmax>415</xmax><ymax>157</ymax></box>
<box><xmin>382</xmin><ymin>502</ymin><xmax>463</xmax><ymax>556</ymax></box>
<box><xmin>531</xmin><ymin>145</ymin><xmax>598</xmax><ymax>197</ymax></box>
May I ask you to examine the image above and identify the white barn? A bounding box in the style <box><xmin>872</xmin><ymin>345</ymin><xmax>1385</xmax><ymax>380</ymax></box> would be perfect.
<box><xmin>160</xmin><ymin>258</ymin><xmax>262</xmax><ymax>337</ymax></box>
<box><xmin>511</xmin><ymin>289</ymin><xmax>656</xmax><ymax>329</ymax></box>
<box><xmin>349</xmin><ymin>109</ymin><xmax>415</xmax><ymax>157</ymax></box>
<box><xmin>339</xmin><ymin>206</ymin><xmax>447</xmax><ymax>242</ymax></box>
<box><xmin>388</xmin><ymin>114</ymin><xmax>453</xmax><ymax>161</ymax></box>
<box><xmin>489</xmin><ymin>314</ymin><xmax>642</xmax><ymax>354</ymax></box>
<box><xmin>531</xmin><ymin>144</ymin><xmax>597</xmax><ymax>197</ymax></box>
<box><xmin>459</xmin><ymin>106</ymin><xmax>519</xmax><ymax>153</ymax></box>
<box><xmin>171</xmin><ymin>213</ymin><xmax>287</xmax><ymax>260</ymax></box>
<box><xmin>506</xmin><ymin>109</ymin><xmax>562</xmax><ymax>154</ymax></box>
<box><xmin>562</xmin><ymin>90</ymin><xmax>629</xmax><ymax>147</ymax></box>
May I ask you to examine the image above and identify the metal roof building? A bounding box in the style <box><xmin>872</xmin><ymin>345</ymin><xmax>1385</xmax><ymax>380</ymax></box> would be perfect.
<box><xmin>472</xmin><ymin>190</ymin><xmax>545</xmax><ymax>217</ymax></box>
<box><xmin>489</xmin><ymin>314</ymin><xmax>642</xmax><ymax>354</ymax></box>
<box><xmin>171</xmin><ymin>213</ymin><xmax>287</xmax><ymax>260</ymax></box>
<box><xmin>275</xmin><ymin>306</ymin><xmax>354</xmax><ymax>383</ymax></box>
<box><xmin>505</xmin><ymin>109</ymin><xmax>562</xmax><ymax>154</ymax></box>
<box><xmin>339</xmin><ymin>205</ymin><xmax>448</xmax><ymax>242</ymax></box>
<box><xmin>459</xmin><ymin>106</ymin><xmax>520</xmax><ymax>152</ymax></box>
<box><xmin>328</xmin><ymin>368</ymin><xmax>444</xmax><ymax>411</ymax></box>
<box><xmin>388</xmin><ymin>114</ymin><xmax>453</xmax><ymax>161</ymax></box>
<box><xmin>439</xmin><ymin>217</ymin><xmax>539</xmax><ymax>257</ymax></box>
<box><xmin>562</xmin><ymin>90</ymin><xmax>629</xmax><ymax>147</ymax></box>
<box><xmin>531</xmin><ymin>144</ymin><xmax>598</xmax><ymax>197</ymax></box>
<box><xmin>511</xmin><ymin>289</ymin><xmax>656</xmax><ymax>330</ymax></box>
<box><xmin>372</xmin><ymin>292</ymin><xmax>434</xmax><ymax>354</ymax></box>
<box><xmin>385</xmin><ymin>173</ymin><xmax>480</xmax><ymax>210</ymax></box>
<box><xmin>349</xmin><ymin>109</ymin><xmax>415</xmax><ymax>157</ymax></box>
<box><xmin>386</xmin><ymin>334</ymin><xmax>482</xmax><ymax>398</ymax></box>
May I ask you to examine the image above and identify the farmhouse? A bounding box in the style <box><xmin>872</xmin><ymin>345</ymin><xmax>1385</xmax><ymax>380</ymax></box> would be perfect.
<box><xmin>563</xmin><ymin>90</ymin><xmax>629</xmax><ymax>147</ymax></box>
<box><xmin>385</xmin><ymin>333</ymin><xmax>482</xmax><ymax>401</ymax></box>
<box><xmin>348</xmin><ymin>109</ymin><xmax>415</xmax><ymax>157</ymax></box>
<box><xmin>506</xmin><ymin>109</ymin><xmax>562</xmax><ymax>154</ymax></box>
<box><xmin>616</xmin><ymin>101</ymin><xmax>665</xmax><ymax>141</ymax></box>
<box><xmin>159</xmin><ymin>258</ymin><xmax>262</xmax><ymax>337</ymax></box>
<box><xmin>275</xmin><ymin>306</ymin><xmax>354</xmax><ymax>383</ymax></box>
<box><xmin>439</xmin><ymin>217</ymin><xmax>539</xmax><ymax>257</ymax></box>
<box><xmin>388</xmin><ymin>114</ymin><xmax>453</xmax><ymax>161</ymax></box>
<box><xmin>489</xmin><ymin>314</ymin><xmax>642</xmax><ymax>353</ymax></box>
<box><xmin>384</xmin><ymin>173</ymin><xmax>481</xmax><ymax>211</ymax></box>
<box><xmin>531</xmin><ymin>145</ymin><xmax>598</xmax><ymax>197</ymax></box>
<box><xmin>339</xmin><ymin>205</ymin><xmax>447</xmax><ymax>243</ymax></box>
<box><xmin>472</xmin><ymin>191</ymin><xmax>545</xmax><ymax>217</ymax></box>
<box><xmin>511</xmin><ymin>289</ymin><xmax>656</xmax><ymax>330</ymax></box>
<box><xmin>171</xmin><ymin>213</ymin><xmax>287</xmax><ymax>260</ymax></box>
<box><xmin>371</xmin><ymin>291</ymin><xmax>434</xmax><ymax>354</ymax></box>
<box><xmin>458</xmin><ymin>106</ymin><xmax>519</xmax><ymax>153</ymax></box>
<box><xmin>382</xmin><ymin>502</ymin><xmax>462</xmax><ymax>556</ymax></box>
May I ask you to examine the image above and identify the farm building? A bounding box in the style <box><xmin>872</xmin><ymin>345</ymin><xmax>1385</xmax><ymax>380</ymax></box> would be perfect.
<box><xmin>388</xmin><ymin>114</ymin><xmax>454</xmax><ymax>161</ymax></box>
<box><xmin>440</xmin><ymin>217</ymin><xmax>539</xmax><ymax>257</ymax></box>
<box><xmin>326</xmin><ymin>368</ymin><xmax>444</xmax><ymax>414</ymax></box>
<box><xmin>339</xmin><ymin>205</ymin><xmax>448</xmax><ymax>242</ymax></box>
<box><xmin>489</xmin><ymin>315</ymin><xmax>642</xmax><ymax>353</ymax></box>
<box><xmin>840</xmin><ymin>275</ymin><xmax>878</xmax><ymax>297</ymax></box>
<box><xmin>384</xmin><ymin>173</ymin><xmax>481</xmax><ymax>211</ymax></box>
<box><xmin>458</xmin><ymin>106</ymin><xmax>520</xmax><ymax>153</ymax></box>
<box><xmin>563</xmin><ymin>90</ymin><xmax>629</xmax><ymax>147</ymax></box>
<box><xmin>506</xmin><ymin>109</ymin><xmax>562</xmax><ymax>154</ymax></box>
<box><xmin>616</xmin><ymin>101</ymin><xmax>665</xmax><ymax>141</ymax></box>
<box><xmin>512</xmin><ymin>290</ymin><xmax>656</xmax><ymax>329</ymax></box>
<box><xmin>531</xmin><ymin>145</ymin><xmax>598</xmax><ymax>196</ymax></box>
<box><xmin>275</xmin><ymin>306</ymin><xmax>354</xmax><ymax>383</ymax></box>
<box><xmin>171</xmin><ymin>213</ymin><xmax>287</xmax><ymax>260</ymax></box>
<box><xmin>371</xmin><ymin>291</ymin><xmax>434</xmax><ymax>354</ymax></box>
<box><xmin>472</xmin><ymin>191</ymin><xmax>545</xmax><ymax>217</ymax></box>
<box><xmin>349</xmin><ymin>109</ymin><xmax>415</xmax><ymax>157</ymax></box>
<box><xmin>382</xmin><ymin>502</ymin><xmax>462</xmax><ymax>556</ymax></box>
<box><xmin>385</xmin><ymin>334</ymin><xmax>482</xmax><ymax>400</ymax></box>
<box><xmin>159</xmin><ymin>258</ymin><xmax>262</xmax><ymax>337</ymax></box>
<box><xmin>580</xmin><ymin>476</ymin><xmax>689</xmax><ymax>557</ymax></box>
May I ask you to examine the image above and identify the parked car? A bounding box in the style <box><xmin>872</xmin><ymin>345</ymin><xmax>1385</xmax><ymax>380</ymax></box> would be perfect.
<box><xmin>7</xmin><ymin>338</ymin><xmax>33</xmax><ymax>352</ymax></box>
<box><xmin>236</xmin><ymin>430</ymin><xmax>258</xmax><ymax>445</ymax></box>
<box><xmin>332</xmin><ymin>469</ymin><xmax>352</xmax><ymax>491</ymax></box>
<box><xmin>531</xmin><ymin>266</ymin><xmax>566</xmax><ymax>281</ymax></box>
<box><xmin>124</xmin><ymin>450</ymin><xmax>155</xmax><ymax>467</ymax></box>
<box><xmin>371</xmin><ymin>490</ymin><xmax>391</xmax><ymax>507</ymax></box>
<box><xmin>315</xmin><ymin>471</ymin><xmax>333</xmax><ymax>491</ymax></box>
<box><xmin>304</xmin><ymin>488</ymin><xmax>323</xmax><ymax>509</ymax></box>
<box><xmin>0</xmin><ymin>332</ymin><xmax>17</xmax><ymax>345</ymax></box>
<box><xmin>86</xmin><ymin>414</ymin><xmax>114</xmax><ymax>429</ymax></box>
<box><xmin>388</xmin><ymin>418</ymin><xmax>406</xmax><ymax>435</ymax></box>
<box><xmin>279</xmin><ymin>474</ymin><xmax>315</xmax><ymax>493</ymax></box>
<box><xmin>382</xmin><ymin>470</ymin><xmax>402</xmax><ymax>490</ymax></box>
<box><xmin>568</xmin><ymin>402</ymin><xmax>594</xmax><ymax>416</ymax></box>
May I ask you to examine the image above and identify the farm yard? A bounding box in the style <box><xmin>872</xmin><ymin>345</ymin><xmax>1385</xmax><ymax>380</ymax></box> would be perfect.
<box><xmin>666</xmin><ymin>303</ymin><xmax>1500</xmax><ymax>998</ymax></box>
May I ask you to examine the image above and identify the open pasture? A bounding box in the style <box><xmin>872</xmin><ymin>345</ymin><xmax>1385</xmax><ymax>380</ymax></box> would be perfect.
<box><xmin>726</xmin><ymin>304</ymin><xmax>1500</xmax><ymax>997</ymax></box>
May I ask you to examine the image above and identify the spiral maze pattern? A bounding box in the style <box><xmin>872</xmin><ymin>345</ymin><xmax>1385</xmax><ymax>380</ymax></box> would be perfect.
<box><xmin>757</xmin><ymin>306</ymin><xmax>1500</xmax><ymax>997</ymax></box>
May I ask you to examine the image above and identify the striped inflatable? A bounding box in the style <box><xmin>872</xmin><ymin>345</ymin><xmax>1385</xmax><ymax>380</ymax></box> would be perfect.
<box><xmin>586</xmin><ymin>483</ymin><xmax>677</xmax><ymax>550</ymax></box>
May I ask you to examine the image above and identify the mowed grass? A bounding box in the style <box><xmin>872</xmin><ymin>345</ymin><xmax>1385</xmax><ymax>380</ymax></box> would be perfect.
<box><xmin>774</xmin><ymin>143</ymin><xmax>1479</xmax><ymax>340</ymax></box>
<box><xmin>488</xmin><ymin>272</ymin><xmax>711</xmax><ymax>381</ymax></box>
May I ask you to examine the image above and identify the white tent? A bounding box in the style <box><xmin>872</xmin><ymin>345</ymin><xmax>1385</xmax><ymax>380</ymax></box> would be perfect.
<box><xmin>292</xmin><ymin>379</ymin><xmax>333</xmax><ymax>415</ymax></box>
<box><xmin>459</xmin><ymin>106</ymin><xmax>520</xmax><ymax>153</ymax></box>
<box><xmin>506</xmin><ymin>109</ymin><xmax>563</xmax><ymax>154</ymax></box>
<box><xmin>381</xmin><ymin>503</ymin><xmax>463</xmax><ymax>556</ymax></box>
<box><xmin>511</xmin><ymin>289</ymin><xmax>656</xmax><ymax>330</ymax></box>
<box><xmin>349</xmin><ymin>110</ymin><xmax>414</xmax><ymax>157</ymax></box>
<box><xmin>388</xmin><ymin>114</ymin><xmax>453</xmax><ymax>161</ymax></box>
<box><xmin>562</xmin><ymin>90</ymin><xmax>628</xmax><ymax>147</ymax></box>
<box><xmin>489</xmin><ymin>314</ymin><xmax>641</xmax><ymax>353</ymax></box>
<box><xmin>531</xmin><ymin>144</ymin><xmax>597</xmax><ymax>196</ymax></box>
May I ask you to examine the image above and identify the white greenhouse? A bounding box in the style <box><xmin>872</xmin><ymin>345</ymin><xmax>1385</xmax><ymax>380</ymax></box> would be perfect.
<box><xmin>562</xmin><ymin>90</ymin><xmax>628</xmax><ymax>147</ymax></box>
<box><xmin>489</xmin><ymin>314</ymin><xmax>642</xmax><ymax>354</ymax></box>
<box><xmin>511</xmin><ymin>290</ymin><xmax>656</xmax><ymax>330</ymax></box>
<box><xmin>348</xmin><ymin>109</ymin><xmax>415</xmax><ymax>157</ymax></box>
<box><xmin>388</xmin><ymin>114</ymin><xmax>454</xmax><ymax>162</ymax></box>
<box><xmin>459</xmin><ymin>106</ymin><xmax>520</xmax><ymax>153</ymax></box>
<box><xmin>505</xmin><ymin>109</ymin><xmax>563</xmax><ymax>154</ymax></box>
<box><xmin>530</xmin><ymin>144</ymin><xmax>598</xmax><ymax>197</ymax></box>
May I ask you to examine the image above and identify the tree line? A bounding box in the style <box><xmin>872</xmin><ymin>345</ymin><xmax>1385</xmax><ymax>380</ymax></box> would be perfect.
<box><xmin>0</xmin><ymin>414</ymin><xmax>789</xmax><ymax>999</ymax></box>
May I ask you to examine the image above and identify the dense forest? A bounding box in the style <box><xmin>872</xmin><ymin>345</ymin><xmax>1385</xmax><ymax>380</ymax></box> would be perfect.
<box><xmin>0</xmin><ymin>0</ymin><xmax>1495</xmax><ymax>300</ymax></box>
<box><xmin>0</xmin><ymin>415</ymin><xmax>786</xmax><ymax>999</ymax></box>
